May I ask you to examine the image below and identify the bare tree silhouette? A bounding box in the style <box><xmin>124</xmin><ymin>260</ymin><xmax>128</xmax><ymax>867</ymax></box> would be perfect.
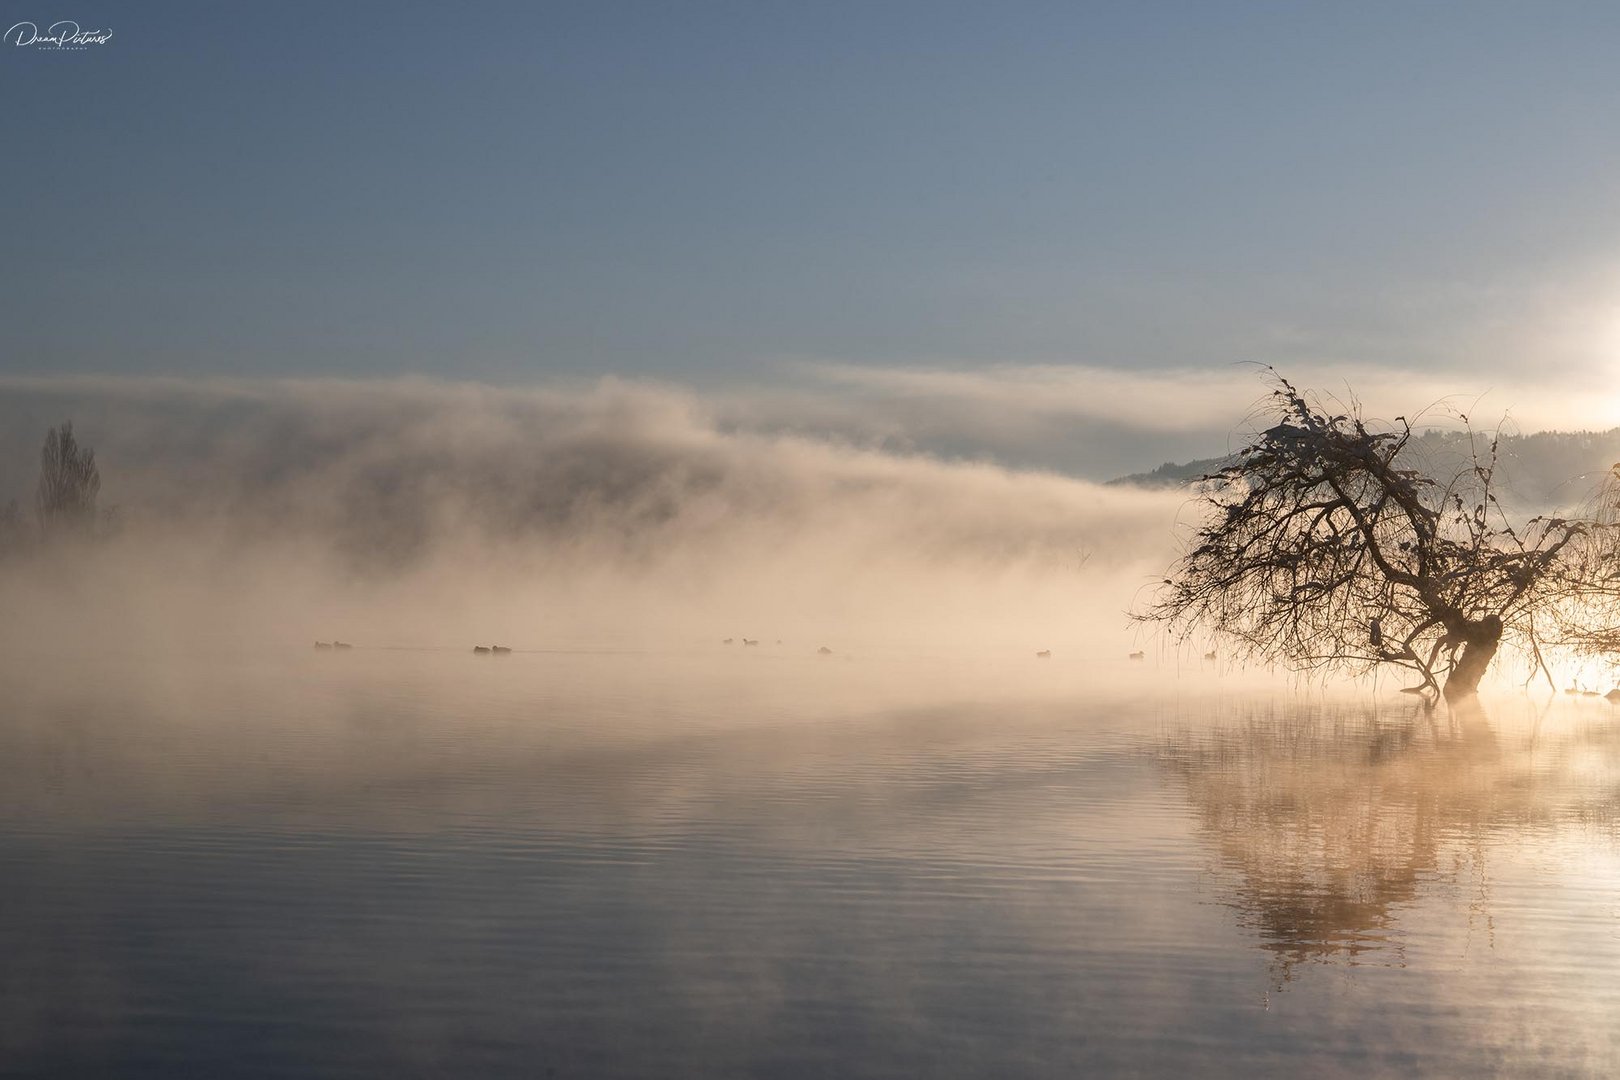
<box><xmin>35</xmin><ymin>422</ymin><xmax>101</xmax><ymax>539</ymax></box>
<box><xmin>0</xmin><ymin>498</ymin><xmax>25</xmax><ymax>554</ymax></box>
<box><xmin>1543</xmin><ymin>466</ymin><xmax>1620</xmax><ymax>659</ymax></box>
<box><xmin>1139</xmin><ymin>372</ymin><xmax>1589</xmax><ymax>700</ymax></box>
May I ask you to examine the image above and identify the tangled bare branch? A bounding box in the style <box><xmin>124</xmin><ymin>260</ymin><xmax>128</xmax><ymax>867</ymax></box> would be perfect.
<box><xmin>1138</xmin><ymin>371</ymin><xmax>1587</xmax><ymax>700</ymax></box>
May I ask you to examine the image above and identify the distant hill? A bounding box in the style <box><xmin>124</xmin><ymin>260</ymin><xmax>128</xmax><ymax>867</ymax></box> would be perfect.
<box><xmin>1110</xmin><ymin>428</ymin><xmax>1620</xmax><ymax>512</ymax></box>
<box><xmin>1106</xmin><ymin>456</ymin><xmax>1230</xmax><ymax>489</ymax></box>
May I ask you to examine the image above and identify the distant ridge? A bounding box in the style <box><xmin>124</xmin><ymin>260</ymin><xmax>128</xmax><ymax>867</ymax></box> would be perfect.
<box><xmin>1109</xmin><ymin>428</ymin><xmax>1620</xmax><ymax>511</ymax></box>
<box><xmin>1106</xmin><ymin>456</ymin><xmax>1229</xmax><ymax>490</ymax></box>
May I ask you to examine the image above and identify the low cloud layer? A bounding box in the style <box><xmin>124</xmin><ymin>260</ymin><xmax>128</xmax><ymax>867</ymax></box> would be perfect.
<box><xmin>0</xmin><ymin>376</ymin><xmax>1187</xmax><ymax>659</ymax></box>
<box><xmin>749</xmin><ymin>361</ymin><xmax>1620</xmax><ymax>478</ymax></box>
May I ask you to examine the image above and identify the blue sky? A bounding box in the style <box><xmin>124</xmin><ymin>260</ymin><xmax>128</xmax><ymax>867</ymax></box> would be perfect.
<box><xmin>5</xmin><ymin>1</ymin><xmax>1620</xmax><ymax>391</ymax></box>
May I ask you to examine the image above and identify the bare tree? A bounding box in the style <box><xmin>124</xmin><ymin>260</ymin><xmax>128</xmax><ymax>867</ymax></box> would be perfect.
<box><xmin>36</xmin><ymin>422</ymin><xmax>101</xmax><ymax>538</ymax></box>
<box><xmin>1543</xmin><ymin>466</ymin><xmax>1620</xmax><ymax>659</ymax></box>
<box><xmin>1138</xmin><ymin>372</ymin><xmax>1587</xmax><ymax>700</ymax></box>
<box><xmin>0</xmin><ymin>498</ymin><xmax>25</xmax><ymax>555</ymax></box>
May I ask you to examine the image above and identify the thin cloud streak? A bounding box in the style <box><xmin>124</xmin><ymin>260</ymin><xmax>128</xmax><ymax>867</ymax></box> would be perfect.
<box><xmin>802</xmin><ymin>361</ymin><xmax>1620</xmax><ymax>437</ymax></box>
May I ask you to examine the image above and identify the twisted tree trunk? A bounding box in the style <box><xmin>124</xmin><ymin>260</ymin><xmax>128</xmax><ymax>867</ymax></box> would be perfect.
<box><xmin>1442</xmin><ymin>615</ymin><xmax>1503</xmax><ymax>701</ymax></box>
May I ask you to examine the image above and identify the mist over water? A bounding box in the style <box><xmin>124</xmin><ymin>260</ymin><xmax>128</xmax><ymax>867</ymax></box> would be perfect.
<box><xmin>4</xmin><ymin>650</ymin><xmax>1618</xmax><ymax>1078</ymax></box>
<box><xmin>19</xmin><ymin>0</ymin><xmax>1620</xmax><ymax>1071</ymax></box>
<box><xmin>0</xmin><ymin>377</ymin><xmax>1183</xmax><ymax>660</ymax></box>
<box><xmin>4</xmin><ymin>378</ymin><xmax>1618</xmax><ymax>1077</ymax></box>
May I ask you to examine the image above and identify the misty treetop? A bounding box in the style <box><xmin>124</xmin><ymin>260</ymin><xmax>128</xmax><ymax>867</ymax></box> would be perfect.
<box><xmin>1140</xmin><ymin>372</ymin><xmax>1597</xmax><ymax>700</ymax></box>
<box><xmin>0</xmin><ymin>422</ymin><xmax>105</xmax><ymax>555</ymax></box>
<box><xmin>37</xmin><ymin>422</ymin><xmax>101</xmax><ymax>536</ymax></box>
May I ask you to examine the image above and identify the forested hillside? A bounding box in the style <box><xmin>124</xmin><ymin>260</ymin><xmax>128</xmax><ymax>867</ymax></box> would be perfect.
<box><xmin>1111</xmin><ymin>428</ymin><xmax>1620</xmax><ymax>512</ymax></box>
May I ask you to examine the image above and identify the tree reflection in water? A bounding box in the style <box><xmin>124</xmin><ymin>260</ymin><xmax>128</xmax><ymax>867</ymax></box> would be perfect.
<box><xmin>1157</xmin><ymin>696</ymin><xmax>1620</xmax><ymax>990</ymax></box>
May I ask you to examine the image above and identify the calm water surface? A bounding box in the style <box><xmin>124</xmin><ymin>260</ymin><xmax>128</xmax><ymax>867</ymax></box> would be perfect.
<box><xmin>3</xmin><ymin>649</ymin><xmax>1618</xmax><ymax>1077</ymax></box>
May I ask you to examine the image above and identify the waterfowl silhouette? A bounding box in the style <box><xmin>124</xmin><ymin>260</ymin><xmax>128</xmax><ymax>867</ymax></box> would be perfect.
<box><xmin>473</xmin><ymin>645</ymin><xmax>491</xmax><ymax>654</ymax></box>
<box><xmin>1035</xmin><ymin>650</ymin><xmax>1051</xmax><ymax>659</ymax></box>
<box><xmin>1129</xmin><ymin>651</ymin><xmax>1146</xmax><ymax>661</ymax></box>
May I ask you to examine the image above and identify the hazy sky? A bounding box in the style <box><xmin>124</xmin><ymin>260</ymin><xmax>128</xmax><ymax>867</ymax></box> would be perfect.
<box><xmin>6</xmin><ymin>1</ymin><xmax>1620</xmax><ymax>398</ymax></box>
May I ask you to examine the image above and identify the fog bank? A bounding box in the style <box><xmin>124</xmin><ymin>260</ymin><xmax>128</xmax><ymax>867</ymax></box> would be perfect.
<box><xmin>0</xmin><ymin>377</ymin><xmax>1186</xmax><ymax>660</ymax></box>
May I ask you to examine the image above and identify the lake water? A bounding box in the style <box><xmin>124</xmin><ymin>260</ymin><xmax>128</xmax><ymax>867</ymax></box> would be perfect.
<box><xmin>3</xmin><ymin>649</ymin><xmax>1618</xmax><ymax>1077</ymax></box>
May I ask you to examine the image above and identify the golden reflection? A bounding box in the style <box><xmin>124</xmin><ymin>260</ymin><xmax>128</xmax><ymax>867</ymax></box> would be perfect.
<box><xmin>1158</xmin><ymin>697</ymin><xmax>1620</xmax><ymax>989</ymax></box>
